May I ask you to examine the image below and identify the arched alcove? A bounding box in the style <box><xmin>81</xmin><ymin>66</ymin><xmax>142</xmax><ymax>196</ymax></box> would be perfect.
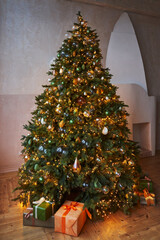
<box><xmin>106</xmin><ymin>12</ymin><xmax>147</xmax><ymax>92</ymax></box>
<box><xmin>106</xmin><ymin>13</ymin><xmax>156</xmax><ymax>156</ymax></box>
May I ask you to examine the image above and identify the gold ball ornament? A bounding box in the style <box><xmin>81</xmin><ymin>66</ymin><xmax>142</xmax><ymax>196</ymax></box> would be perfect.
<box><xmin>73</xmin><ymin>78</ymin><xmax>78</xmax><ymax>85</ymax></box>
<box><xmin>59</xmin><ymin>120</ymin><xmax>65</xmax><ymax>128</ymax></box>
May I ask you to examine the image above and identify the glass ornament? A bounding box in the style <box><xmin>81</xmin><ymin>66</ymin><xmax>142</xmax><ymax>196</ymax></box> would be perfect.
<box><xmin>57</xmin><ymin>147</ymin><xmax>62</xmax><ymax>153</ymax></box>
<box><xmin>39</xmin><ymin>177</ymin><xmax>44</xmax><ymax>183</ymax></box>
<box><xmin>103</xmin><ymin>186</ymin><xmax>109</xmax><ymax>194</ymax></box>
<box><xmin>83</xmin><ymin>111</ymin><xmax>90</xmax><ymax>117</ymax></box>
<box><xmin>59</xmin><ymin>120</ymin><xmax>65</xmax><ymax>128</ymax></box>
<box><xmin>38</xmin><ymin>146</ymin><xmax>44</xmax><ymax>151</ymax></box>
<box><xmin>73</xmin><ymin>157</ymin><xmax>81</xmax><ymax>174</ymax></box>
<box><xmin>105</xmin><ymin>111</ymin><xmax>109</xmax><ymax>115</ymax></box>
<box><xmin>41</xmin><ymin>118</ymin><xmax>45</xmax><ymax>125</ymax></box>
<box><xmin>102</xmin><ymin>127</ymin><xmax>108</xmax><ymax>135</ymax></box>
<box><xmin>59</xmin><ymin>68</ymin><xmax>63</xmax><ymax>74</ymax></box>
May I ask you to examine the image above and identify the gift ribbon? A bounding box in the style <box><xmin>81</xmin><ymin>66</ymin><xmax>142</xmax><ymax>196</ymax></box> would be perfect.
<box><xmin>61</xmin><ymin>202</ymin><xmax>92</xmax><ymax>234</ymax></box>
<box><xmin>25</xmin><ymin>210</ymin><xmax>33</xmax><ymax>219</ymax></box>
<box><xmin>33</xmin><ymin>197</ymin><xmax>45</xmax><ymax>219</ymax></box>
<box><xmin>144</xmin><ymin>176</ymin><xmax>152</xmax><ymax>190</ymax></box>
<box><xmin>62</xmin><ymin>202</ymin><xmax>79</xmax><ymax>234</ymax></box>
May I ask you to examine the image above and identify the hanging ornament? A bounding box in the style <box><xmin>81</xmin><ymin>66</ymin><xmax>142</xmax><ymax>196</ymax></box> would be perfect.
<box><xmin>82</xmin><ymin>182</ymin><xmax>89</xmax><ymax>187</ymax></box>
<box><xmin>96</xmin><ymin>158</ymin><xmax>101</xmax><ymax>162</ymax></box>
<box><xmin>38</xmin><ymin>146</ymin><xmax>44</xmax><ymax>151</ymax></box>
<box><xmin>82</xmin><ymin>64</ymin><xmax>85</xmax><ymax>70</ymax></box>
<box><xmin>77</xmin><ymin>96</ymin><xmax>86</xmax><ymax>106</ymax></box>
<box><xmin>73</xmin><ymin>78</ymin><xmax>78</xmax><ymax>85</ymax></box>
<box><xmin>55</xmin><ymin>106</ymin><xmax>61</xmax><ymax>114</ymax></box>
<box><xmin>73</xmin><ymin>51</ymin><xmax>76</xmax><ymax>57</ymax></box>
<box><xmin>115</xmin><ymin>171</ymin><xmax>121</xmax><ymax>177</ymax></box>
<box><xmin>76</xmin><ymin>137</ymin><xmax>81</xmax><ymax>142</ymax></box>
<box><xmin>34</xmin><ymin>164</ymin><xmax>39</xmax><ymax>171</ymax></box>
<box><xmin>83</xmin><ymin>111</ymin><xmax>90</xmax><ymax>117</ymax></box>
<box><xmin>28</xmin><ymin>139</ymin><xmax>32</xmax><ymax>145</ymax></box>
<box><xmin>44</xmin><ymin>149</ymin><xmax>47</xmax><ymax>154</ymax></box>
<box><xmin>73</xmin><ymin>108</ymin><xmax>78</xmax><ymax>114</ymax></box>
<box><xmin>96</xmin><ymin>88</ymin><xmax>103</xmax><ymax>95</ymax></box>
<box><xmin>59</xmin><ymin>120</ymin><xmax>65</xmax><ymax>128</ymax></box>
<box><xmin>59</xmin><ymin>68</ymin><xmax>63</xmax><ymax>74</ymax></box>
<box><xmin>102</xmin><ymin>127</ymin><xmax>108</xmax><ymax>135</ymax></box>
<box><xmin>102</xmin><ymin>186</ymin><xmax>109</xmax><ymax>194</ymax></box>
<box><xmin>41</xmin><ymin>118</ymin><xmax>45</xmax><ymax>125</ymax></box>
<box><xmin>39</xmin><ymin>177</ymin><xmax>44</xmax><ymax>183</ymax></box>
<box><xmin>76</xmin><ymin>67</ymin><xmax>81</xmax><ymax>72</ymax></box>
<box><xmin>73</xmin><ymin>157</ymin><xmax>81</xmax><ymax>174</ymax></box>
<box><xmin>69</xmin><ymin>119</ymin><xmax>73</xmax><ymax>124</ymax></box>
<box><xmin>57</xmin><ymin>147</ymin><xmax>62</xmax><ymax>153</ymax></box>
<box><xmin>105</xmin><ymin>111</ymin><xmax>109</xmax><ymax>115</ymax></box>
<box><xmin>62</xmin><ymin>150</ymin><xmax>68</xmax><ymax>155</ymax></box>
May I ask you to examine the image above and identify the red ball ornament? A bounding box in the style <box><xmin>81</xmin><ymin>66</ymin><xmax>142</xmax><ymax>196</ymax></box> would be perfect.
<box><xmin>77</xmin><ymin>96</ymin><xmax>86</xmax><ymax>106</ymax></box>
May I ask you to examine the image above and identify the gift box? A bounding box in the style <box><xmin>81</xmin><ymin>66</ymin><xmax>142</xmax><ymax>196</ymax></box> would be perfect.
<box><xmin>33</xmin><ymin>200</ymin><xmax>52</xmax><ymax>221</ymax></box>
<box><xmin>140</xmin><ymin>188</ymin><xmax>155</xmax><ymax>206</ymax></box>
<box><xmin>140</xmin><ymin>194</ymin><xmax>155</xmax><ymax>206</ymax></box>
<box><xmin>54</xmin><ymin>200</ymin><xmax>87</xmax><ymax>236</ymax></box>
<box><xmin>138</xmin><ymin>179</ymin><xmax>153</xmax><ymax>192</ymax></box>
<box><xmin>23</xmin><ymin>212</ymin><xmax>54</xmax><ymax>228</ymax></box>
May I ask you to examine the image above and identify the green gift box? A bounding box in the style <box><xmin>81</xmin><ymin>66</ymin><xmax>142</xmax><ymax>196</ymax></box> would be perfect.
<box><xmin>138</xmin><ymin>179</ymin><xmax>153</xmax><ymax>192</ymax></box>
<box><xmin>33</xmin><ymin>201</ymin><xmax>52</xmax><ymax>221</ymax></box>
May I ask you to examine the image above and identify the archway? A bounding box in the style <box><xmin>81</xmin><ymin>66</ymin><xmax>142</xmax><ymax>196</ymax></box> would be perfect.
<box><xmin>106</xmin><ymin>13</ymin><xmax>156</xmax><ymax>156</ymax></box>
<box><xmin>106</xmin><ymin>12</ymin><xmax>147</xmax><ymax>92</ymax></box>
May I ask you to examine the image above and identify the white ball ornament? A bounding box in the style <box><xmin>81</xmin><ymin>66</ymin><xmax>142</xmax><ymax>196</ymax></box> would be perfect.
<box><xmin>102</xmin><ymin>127</ymin><xmax>108</xmax><ymax>135</ymax></box>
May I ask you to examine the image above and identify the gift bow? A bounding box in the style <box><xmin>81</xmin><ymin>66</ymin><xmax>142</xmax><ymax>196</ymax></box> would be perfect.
<box><xmin>63</xmin><ymin>202</ymin><xmax>79</xmax><ymax>212</ymax></box>
<box><xmin>63</xmin><ymin>202</ymin><xmax>92</xmax><ymax>219</ymax></box>
<box><xmin>144</xmin><ymin>176</ymin><xmax>151</xmax><ymax>181</ymax></box>
<box><xmin>143</xmin><ymin>189</ymin><xmax>155</xmax><ymax>206</ymax></box>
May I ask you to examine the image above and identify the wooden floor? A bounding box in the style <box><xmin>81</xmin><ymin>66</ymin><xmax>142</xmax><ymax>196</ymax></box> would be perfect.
<box><xmin>1</xmin><ymin>153</ymin><xmax>160</xmax><ymax>240</ymax></box>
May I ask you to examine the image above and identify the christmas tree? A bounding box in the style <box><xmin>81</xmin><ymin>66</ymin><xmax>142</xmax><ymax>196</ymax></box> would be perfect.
<box><xmin>15</xmin><ymin>12</ymin><xmax>141</xmax><ymax>219</ymax></box>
